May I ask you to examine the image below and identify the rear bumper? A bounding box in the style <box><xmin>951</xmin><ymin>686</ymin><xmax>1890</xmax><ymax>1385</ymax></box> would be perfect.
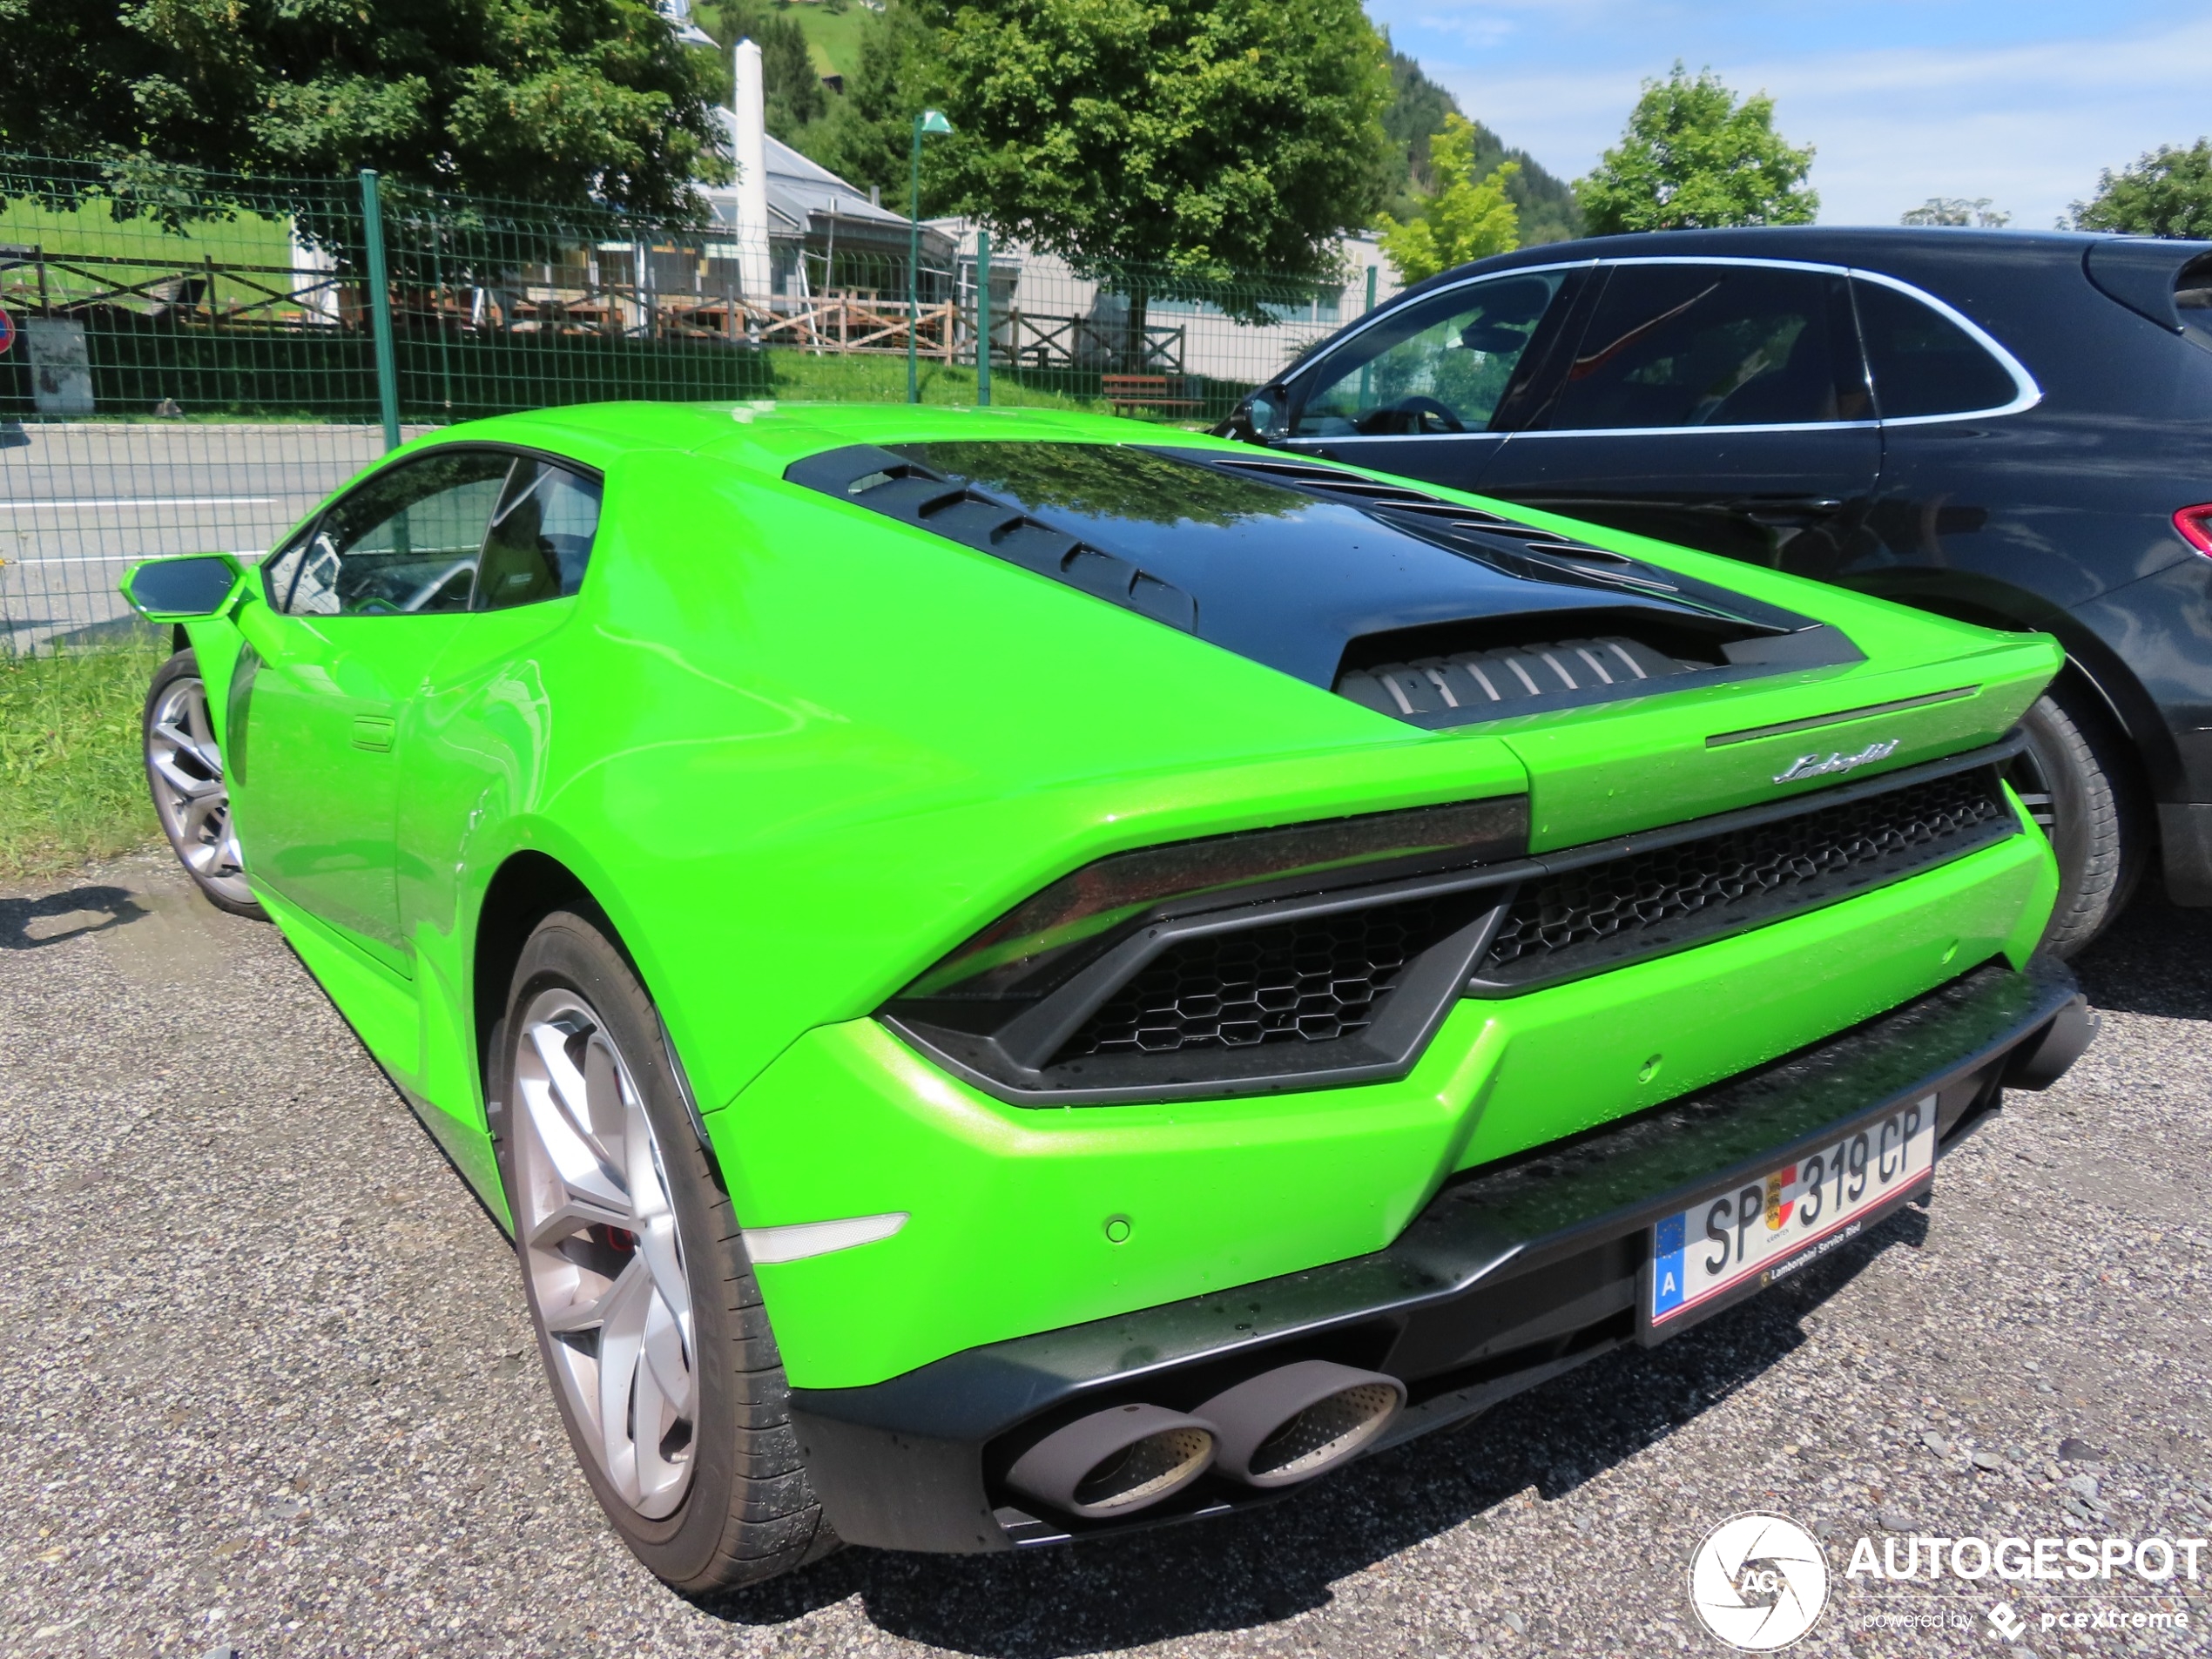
<box><xmin>789</xmin><ymin>956</ymin><xmax>2087</xmax><ymax>1554</ymax></box>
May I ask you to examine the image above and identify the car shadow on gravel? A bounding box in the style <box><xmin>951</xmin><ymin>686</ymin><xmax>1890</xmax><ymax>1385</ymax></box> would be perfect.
<box><xmin>700</xmin><ymin>1206</ymin><xmax>1929</xmax><ymax>1654</ymax></box>
<box><xmin>0</xmin><ymin>883</ymin><xmax>149</xmax><ymax>949</ymax></box>
<box><xmin>2068</xmin><ymin>891</ymin><xmax>2212</xmax><ymax>1021</ymax></box>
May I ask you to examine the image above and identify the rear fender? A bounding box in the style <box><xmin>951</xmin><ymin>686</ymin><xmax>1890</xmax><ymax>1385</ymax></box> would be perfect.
<box><xmin>1838</xmin><ymin>574</ymin><xmax>2171</xmax><ymax>799</ymax></box>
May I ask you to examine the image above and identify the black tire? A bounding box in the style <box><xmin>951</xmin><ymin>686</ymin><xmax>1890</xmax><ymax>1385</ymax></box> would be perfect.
<box><xmin>142</xmin><ymin>649</ymin><xmax>266</xmax><ymax>919</ymax></box>
<box><xmin>2008</xmin><ymin>678</ymin><xmax>2143</xmax><ymax>958</ymax></box>
<box><xmin>488</xmin><ymin>908</ymin><xmax>839</xmax><ymax>1593</ymax></box>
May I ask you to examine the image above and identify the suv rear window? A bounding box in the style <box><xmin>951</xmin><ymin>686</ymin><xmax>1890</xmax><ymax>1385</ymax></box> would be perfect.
<box><xmin>1852</xmin><ymin>279</ymin><xmax>2020</xmax><ymax>418</ymax></box>
<box><xmin>1541</xmin><ymin>263</ymin><xmax>1865</xmax><ymax>431</ymax></box>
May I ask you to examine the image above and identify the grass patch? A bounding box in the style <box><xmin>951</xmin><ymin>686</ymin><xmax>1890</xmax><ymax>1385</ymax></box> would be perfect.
<box><xmin>0</xmin><ymin>198</ymin><xmax>296</xmax><ymax>317</ymax></box>
<box><xmin>782</xmin><ymin>2</ymin><xmax>874</xmax><ymax>79</ymax></box>
<box><xmin>0</xmin><ymin>644</ymin><xmax>165</xmax><ymax>880</ymax></box>
<box><xmin>762</xmin><ymin>351</ymin><xmax>1211</xmax><ymax>427</ymax></box>
<box><xmin>767</xmin><ymin>350</ymin><xmax>1099</xmax><ymax>408</ymax></box>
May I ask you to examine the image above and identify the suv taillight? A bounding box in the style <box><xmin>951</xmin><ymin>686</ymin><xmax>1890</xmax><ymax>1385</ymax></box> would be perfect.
<box><xmin>2178</xmin><ymin>504</ymin><xmax>2212</xmax><ymax>557</ymax></box>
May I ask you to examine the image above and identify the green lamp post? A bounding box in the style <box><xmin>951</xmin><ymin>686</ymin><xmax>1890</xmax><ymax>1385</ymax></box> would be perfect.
<box><xmin>908</xmin><ymin>108</ymin><xmax>952</xmax><ymax>405</ymax></box>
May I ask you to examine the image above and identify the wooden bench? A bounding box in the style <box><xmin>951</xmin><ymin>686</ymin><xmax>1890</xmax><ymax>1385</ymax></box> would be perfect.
<box><xmin>1102</xmin><ymin>373</ymin><xmax>1200</xmax><ymax>415</ymax></box>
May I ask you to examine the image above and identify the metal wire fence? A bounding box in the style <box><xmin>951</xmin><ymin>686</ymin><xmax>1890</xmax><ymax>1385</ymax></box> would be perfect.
<box><xmin>0</xmin><ymin>152</ymin><xmax>1383</xmax><ymax>651</ymax></box>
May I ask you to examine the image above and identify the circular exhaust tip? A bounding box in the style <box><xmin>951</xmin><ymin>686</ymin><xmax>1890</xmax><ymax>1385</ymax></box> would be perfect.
<box><xmin>1248</xmin><ymin>1381</ymin><xmax>1401</xmax><ymax>1481</ymax></box>
<box><xmin>1074</xmin><ymin>1425</ymin><xmax>1214</xmax><ymax>1513</ymax></box>
<box><xmin>1006</xmin><ymin>1403</ymin><xmax>1217</xmax><ymax>1520</ymax></box>
<box><xmin>1200</xmin><ymin>1360</ymin><xmax>1406</xmax><ymax>1488</ymax></box>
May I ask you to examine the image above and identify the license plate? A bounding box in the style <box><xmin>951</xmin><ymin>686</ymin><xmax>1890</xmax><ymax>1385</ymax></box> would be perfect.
<box><xmin>1644</xmin><ymin>1096</ymin><xmax>1937</xmax><ymax>1337</ymax></box>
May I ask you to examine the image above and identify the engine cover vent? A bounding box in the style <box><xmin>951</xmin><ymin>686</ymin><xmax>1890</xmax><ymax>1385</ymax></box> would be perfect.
<box><xmin>1339</xmin><ymin>634</ymin><xmax>1690</xmax><ymax>722</ymax></box>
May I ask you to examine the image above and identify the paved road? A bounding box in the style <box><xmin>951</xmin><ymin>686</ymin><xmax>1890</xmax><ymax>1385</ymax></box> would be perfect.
<box><xmin>3</xmin><ymin>849</ymin><xmax>2207</xmax><ymax>1658</ymax></box>
<box><xmin>0</xmin><ymin>422</ymin><xmax>429</xmax><ymax>651</ymax></box>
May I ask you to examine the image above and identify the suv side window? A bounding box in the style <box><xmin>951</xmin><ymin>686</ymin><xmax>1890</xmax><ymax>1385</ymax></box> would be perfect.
<box><xmin>1852</xmin><ymin>277</ymin><xmax>2023</xmax><ymax>417</ymax></box>
<box><xmin>1543</xmin><ymin>263</ymin><xmax>1867</xmax><ymax>430</ymax></box>
<box><xmin>475</xmin><ymin>460</ymin><xmax>602</xmax><ymax>610</ymax></box>
<box><xmin>1292</xmin><ymin>271</ymin><xmax>1570</xmax><ymax>436</ymax></box>
<box><xmin>265</xmin><ymin>451</ymin><xmax>513</xmax><ymax>617</ymax></box>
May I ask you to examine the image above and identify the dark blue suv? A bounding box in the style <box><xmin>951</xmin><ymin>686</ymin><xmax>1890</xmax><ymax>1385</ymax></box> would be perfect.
<box><xmin>1224</xmin><ymin>228</ymin><xmax>2212</xmax><ymax>954</ymax></box>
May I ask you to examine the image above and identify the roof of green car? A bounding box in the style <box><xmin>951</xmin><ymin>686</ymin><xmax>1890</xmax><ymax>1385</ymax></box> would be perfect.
<box><xmin>409</xmin><ymin>400</ymin><xmax>1232</xmax><ymax>475</ymax></box>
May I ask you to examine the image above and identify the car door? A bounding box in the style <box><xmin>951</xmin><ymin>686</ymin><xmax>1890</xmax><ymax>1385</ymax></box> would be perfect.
<box><xmin>1479</xmin><ymin>260</ymin><xmax>1882</xmax><ymax>570</ymax></box>
<box><xmin>392</xmin><ymin>455</ymin><xmax>605</xmax><ymax>964</ymax></box>
<box><xmin>231</xmin><ymin>448</ymin><xmax>513</xmax><ymax>975</ymax></box>
<box><xmin>1272</xmin><ymin>266</ymin><xmax>1588</xmax><ymax>492</ymax></box>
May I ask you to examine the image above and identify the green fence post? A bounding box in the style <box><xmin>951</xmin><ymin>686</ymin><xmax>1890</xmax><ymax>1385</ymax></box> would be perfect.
<box><xmin>359</xmin><ymin>169</ymin><xmax>401</xmax><ymax>450</ymax></box>
<box><xmin>1366</xmin><ymin>264</ymin><xmax>1378</xmax><ymax>314</ymax></box>
<box><xmin>975</xmin><ymin>229</ymin><xmax>991</xmax><ymax>408</ymax></box>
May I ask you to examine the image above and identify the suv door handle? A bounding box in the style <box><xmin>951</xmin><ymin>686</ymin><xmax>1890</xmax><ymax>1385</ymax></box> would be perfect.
<box><xmin>351</xmin><ymin>715</ymin><xmax>395</xmax><ymax>752</ymax></box>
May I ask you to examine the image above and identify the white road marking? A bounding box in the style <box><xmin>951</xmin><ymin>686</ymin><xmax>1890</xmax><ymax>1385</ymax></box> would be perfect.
<box><xmin>0</xmin><ymin>496</ymin><xmax>282</xmax><ymax>509</ymax></box>
<box><xmin>4</xmin><ymin>550</ymin><xmax>267</xmax><ymax>564</ymax></box>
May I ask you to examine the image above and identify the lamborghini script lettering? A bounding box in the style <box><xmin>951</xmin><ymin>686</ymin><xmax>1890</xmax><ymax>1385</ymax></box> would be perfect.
<box><xmin>1774</xmin><ymin>740</ymin><xmax>1900</xmax><ymax>785</ymax></box>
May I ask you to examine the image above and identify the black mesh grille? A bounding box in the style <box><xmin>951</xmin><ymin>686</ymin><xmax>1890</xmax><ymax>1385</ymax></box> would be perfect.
<box><xmin>1478</xmin><ymin>765</ymin><xmax>2014</xmax><ymax>988</ymax></box>
<box><xmin>1053</xmin><ymin>896</ymin><xmax>1470</xmax><ymax>1063</ymax></box>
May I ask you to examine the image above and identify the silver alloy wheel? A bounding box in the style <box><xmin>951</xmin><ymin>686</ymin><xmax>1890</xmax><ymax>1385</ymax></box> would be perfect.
<box><xmin>511</xmin><ymin>988</ymin><xmax>698</xmax><ymax>1520</ymax></box>
<box><xmin>146</xmin><ymin>674</ymin><xmax>253</xmax><ymax>907</ymax></box>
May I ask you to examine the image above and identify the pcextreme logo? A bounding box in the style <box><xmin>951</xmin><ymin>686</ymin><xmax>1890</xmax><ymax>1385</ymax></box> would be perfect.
<box><xmin>1688</xmin><ymin>1513</ymin><xmax>1830</xmax><ymax>1650</ymax></box>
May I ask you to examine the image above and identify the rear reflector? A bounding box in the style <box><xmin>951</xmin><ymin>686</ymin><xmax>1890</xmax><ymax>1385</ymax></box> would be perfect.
<box><xmin>2177</xmin><ymin>504</ymin><xmax>2212</xmax><ymax>557</ymax></box>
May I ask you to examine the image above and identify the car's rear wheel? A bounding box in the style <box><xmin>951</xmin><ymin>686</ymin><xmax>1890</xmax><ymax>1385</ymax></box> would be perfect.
<box><xmin>142</xmin><ymin>650</ymin><xmax>264</xmax><ymax>918</ymax></box>
<box><xmin>2008</xmin><ymin>678</ymin><xmax>2142</xmax><ymax>957</ymax></box>
<box><xmin>490</xmin><ymin>908</ymin><xmax>838</xmax><ymax>1591</ymax></box>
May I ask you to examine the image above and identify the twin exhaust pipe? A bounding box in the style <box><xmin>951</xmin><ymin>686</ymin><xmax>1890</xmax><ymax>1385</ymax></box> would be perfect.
<box><xmin>1005</xmin><ymin>1359</ymin><xmax>1406</xmax><ymax>1521</ymax></box>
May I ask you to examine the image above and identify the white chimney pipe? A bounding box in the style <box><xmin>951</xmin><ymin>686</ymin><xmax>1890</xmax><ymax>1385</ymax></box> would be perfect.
<box><xmin>733</xmin><ymin>38</ymin><xmax>772</xmax><ymax>302</ymax></box>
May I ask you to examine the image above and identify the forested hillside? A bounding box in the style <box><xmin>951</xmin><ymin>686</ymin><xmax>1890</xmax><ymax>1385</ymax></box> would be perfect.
<box><xmin>1380</xmin><ymin>46</ymin><xmax>1582</xmax><ymax>244</ymax></box>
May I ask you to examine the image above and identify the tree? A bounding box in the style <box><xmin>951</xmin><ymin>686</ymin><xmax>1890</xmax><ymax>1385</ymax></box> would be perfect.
<box><xmin>921</xmin><ymin>0</ymin><xmax>1393</xmax><ymax>355</ymax></box>
<box><xmin>1575</xmin><ymin>63</ymin><xmax>1816</xmax><ymax>235</ymax></box>
<box><xmin>0</xmin><ymin>0</ymin><xmax>725</xmax><ymax>217</ymax></box>
<box><xmin>1901</xmin><ymin>198</ymin><xmax>2010</xmax><ymax>228</ymax></box>
<box><xmin>2068</xmin><ymin>139</ymin><xmax>2212</xmax><ymax>239</ymax></box>
<box><xmin>696</xmin><ymin>0</ymin><xmax>826</xmax><ymax>139</ymax></box>
<box><xmin>1375</xmin><ymin>115</ymin><xmax>1519</xmax><ymax>283</ymax></box>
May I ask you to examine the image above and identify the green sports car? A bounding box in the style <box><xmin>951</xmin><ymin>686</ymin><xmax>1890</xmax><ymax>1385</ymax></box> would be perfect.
<box><xmin>124</xmin><ymin>401</ymin><xmax>2094</xmax><ymax>1591</ymax></box>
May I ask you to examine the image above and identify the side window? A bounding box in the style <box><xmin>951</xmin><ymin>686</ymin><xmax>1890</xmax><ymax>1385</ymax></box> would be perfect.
<box><xmin>264</xmin><ymin>451</ymin><xmax>513</xmax><ymax>617</ymax></box>
<box><xmin>1292</xmin><ymin>272</ymin><xmax>1568</xmax><ymax>436</ymax></box>
<box><xmin>1852</xmin><ymin>278</ymin><xmax>2023</xmax><ymax>417</ymax></box>
<box><xmin>474</xmin><ymin>461</ymin><xmax>602</xmax><ymax>611</ymax></box>
<box><xmin>1544</xmin><ymin>264</ymin><xmax>1866</xmax><ymax>430</ymax></box>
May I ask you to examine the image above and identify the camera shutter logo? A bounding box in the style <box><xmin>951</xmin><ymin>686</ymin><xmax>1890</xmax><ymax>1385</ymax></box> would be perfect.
<box><xmin>1688</xmin><ymin>1513</ymin><xmax>1830</xmax><ymax>1650</ymax></box>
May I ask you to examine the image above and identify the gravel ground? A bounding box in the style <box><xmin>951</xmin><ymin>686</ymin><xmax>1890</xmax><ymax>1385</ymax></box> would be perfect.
<box><xmin>3</xmin><ymin>849</ymin><xmax>2207</xmax><ymax>1659</ymax></box>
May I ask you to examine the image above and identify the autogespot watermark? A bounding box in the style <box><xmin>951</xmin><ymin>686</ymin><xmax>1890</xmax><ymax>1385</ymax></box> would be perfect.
<box><xmin>1843</xmin><ymin>1530</ymin><xmax>2208</xmax><ymax>1585</ymax></box>
<box><xmin>1685</xmin><ymin>1514</ymin><xmax>2206</xmax><ymax>1651</ymax></box>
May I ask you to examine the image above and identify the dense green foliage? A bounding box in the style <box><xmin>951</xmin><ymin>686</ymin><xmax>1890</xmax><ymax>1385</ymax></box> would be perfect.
<box><xmin>921</xmin><ymin>0</ymin><xmax>1394</xmax><ymax>287</ymax></box>
<box><xmin>1901</xmin><ymin>198</ymin><xmax>2010</xmax><ymax>228</ymax></box>
<box><xmin>0</xmin><ymin>644</ymin><xmax>165</xmax><ymax>878</ymax></box>
<box><xmin>1376</xmin><ymin>116</ymin><xmax>1521</xmax><ymax>283</ymax></box>
<box><xmin>1379</xmin><ymin>48</ymin><xmax>1581</xmax><ymax>245</ymax></box>
<box><xmin>1576</xmin><ymin>64</ymin><xmax>1816</xmax><ymax>234</ymax></box>
<box><xmin>695</xmin><ymin>0</ymin><xmax>828</xmax><ymax>138</ymax></box>
<box><xmin>785</xmin><ymin>2</ymin><xmax>949</xmax><ymax>208</ymax></box>
<box><xmin>2070</xmin><ymin>139</ymin><xmax>2212</xmax><ymax>239</ymax></box>
<box><xmin>782</xmin><ymin>9</ymin><xmax>1572</xmax><ymax>264</ymax></box>
<box><xmin>0</xmin><ymin>0</ymin><xmax>725</xmax><ymax>215</ymax></box>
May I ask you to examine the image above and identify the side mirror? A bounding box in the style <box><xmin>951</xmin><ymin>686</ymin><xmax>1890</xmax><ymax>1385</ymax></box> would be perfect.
<box><xmin>1214</xmin><ymin>384</ymin><xmax>1288</xmax><ymax>444</ymax></box>
<box><xmin>120</xmin><ymin>552</ymin><xmax>246</xmax><ymax>623</ymax></box>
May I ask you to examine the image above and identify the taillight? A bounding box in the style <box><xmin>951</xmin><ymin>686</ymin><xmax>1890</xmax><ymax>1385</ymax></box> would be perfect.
<box><xmin>2178</xmin><ymin>504</ymin><xmax>2212</xmax><ymax>557</ymax></box>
